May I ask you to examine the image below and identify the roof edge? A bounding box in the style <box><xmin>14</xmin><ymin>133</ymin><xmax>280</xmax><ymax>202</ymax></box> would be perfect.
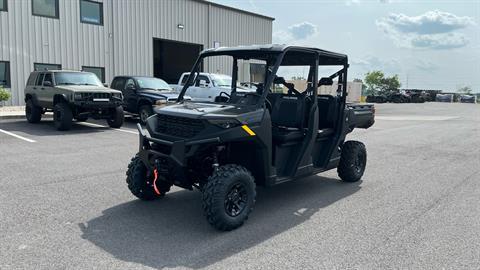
<box><xmin>194</xmin><ymin>0</ymin><xmax>275</xmax><ymax>21</ymax></box>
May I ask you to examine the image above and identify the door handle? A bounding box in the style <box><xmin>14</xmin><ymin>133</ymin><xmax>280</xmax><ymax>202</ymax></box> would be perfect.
<box><xmin>41</xmin><ymin>87</ymin><xmax>45</xmax><ymax>90</ymax></box>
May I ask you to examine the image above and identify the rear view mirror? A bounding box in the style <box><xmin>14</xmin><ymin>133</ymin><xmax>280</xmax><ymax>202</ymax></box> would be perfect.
<box><xmin>319</xmin><ymin>77</ymin><xmax>333</xmax><ymax>86</ymax></box>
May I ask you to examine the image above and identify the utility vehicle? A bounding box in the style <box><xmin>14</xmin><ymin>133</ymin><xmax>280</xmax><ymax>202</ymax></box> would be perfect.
<box><xmin>25</xmin><ymin>70</ymin><xmax>124</xmax><ymax>130</ymax></box>
<box><xmin>126</xmin><ymin>45</ymin><xmax>375</xmax><ymax>231</ymax></box>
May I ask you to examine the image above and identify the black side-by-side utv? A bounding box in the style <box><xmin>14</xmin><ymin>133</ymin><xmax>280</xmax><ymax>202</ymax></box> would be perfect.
<box><xmin>126</xmin><ymin>45</ymin><xmax>375</xmax><ymax>231</ymax></box>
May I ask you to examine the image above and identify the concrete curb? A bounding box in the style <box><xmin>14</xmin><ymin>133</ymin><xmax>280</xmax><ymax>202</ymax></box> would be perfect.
<box><xmin>0</xmin><ymin>114</ymin><xmax>53</xmax><ymax>120</ymax></box>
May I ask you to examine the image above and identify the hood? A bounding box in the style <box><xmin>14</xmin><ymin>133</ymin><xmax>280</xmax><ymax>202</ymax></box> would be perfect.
<box><xmin>138</xmin><ymin>89</ymin><xmax>181</xmax><ymax>101</ymax></box>
<box><xmin>56</xmin><ymin>85</ymin><xmax>121</xmax><ymax>94</ymax></box>
<box><xmin>156</xmin><ymin>102</ymin><xmax>237</xmax><ymax>118</ymax></box>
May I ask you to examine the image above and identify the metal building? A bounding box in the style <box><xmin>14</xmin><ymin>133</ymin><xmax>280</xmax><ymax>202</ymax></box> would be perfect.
<box><xmin>0</xmin><ymin>0</ymin><xmax>274</xmax><ymax>105</ymax></box>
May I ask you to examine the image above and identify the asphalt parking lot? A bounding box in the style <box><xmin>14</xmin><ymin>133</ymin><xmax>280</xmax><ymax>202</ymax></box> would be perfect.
<box><xmin>1</xmin><ymin>103</ymin><xmax>479</xmax><ymax>269</ymax></box>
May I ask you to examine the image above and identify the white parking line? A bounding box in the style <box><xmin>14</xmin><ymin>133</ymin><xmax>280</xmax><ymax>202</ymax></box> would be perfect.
<box><xmin>0</xmin><ymin>129</ymin><xmax>36</xmax><ymax>143</ymax></box>
<box><xmin>77</xmin><ymin>122</ymin><xmax>139</xmax><ymax>135</ymax></box>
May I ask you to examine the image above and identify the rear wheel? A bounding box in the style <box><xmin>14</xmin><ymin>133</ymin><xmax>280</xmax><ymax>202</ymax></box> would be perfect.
<box><xmin>202</xmin><ymin>164</ymin><xmax>256</xmax><ymax>231</ymax></box>
<box><xmin>126</xmin><ymin>155</ymin><xmax>171</xmax><ymax>201</ymax></box>
<box><xmin>139</xmin><ymin>105</ymin><xmax>153</xmax><ymax>125</ymax></box>
<box><xmin>53</xmin><ymin>102</ymin><xmax>73</xmax><ymax>131</ymax></box>
<box><xmin>25</xmin><ymin>99</ymin><xmax>42</xmax><ymax>123</ymax></box>
<box><xmin>107</xmin><ymin>105</ymin><xmax>124</xmax><ymax>128</ymax></box>
<box><xmin>337</xmin><ymin>141</ymin><xmax>367</xmax><ymax>182</ymax></box>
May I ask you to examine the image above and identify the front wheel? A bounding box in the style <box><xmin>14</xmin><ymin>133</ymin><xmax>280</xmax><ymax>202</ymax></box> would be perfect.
<box><xmin>337</xmin><ymin>141</ymin><xmax>367</xmax><ymax>182</ymax></box>
<box><xmin>107</xmin><ymin>105</ymin><xmax>124</xmax><ymax>128</ymax></box>
<box><xmin>126</xmin><ymin>155</ymin><xmax>171</xmax><ymax>200</ymax></box>
<box><xmin>54</xmin><ymin>102</ymin><xmax>73</xmax><ymax>131</ymax></box>
<box><xmin>202</xmin><ymin>164</ymin><xmax>256</xmax><ymax>231</ymax></box>
<box><xmin>138</xmin><ymin>105</ymin><xmax>153</xmax><ymax>125</ymax></box>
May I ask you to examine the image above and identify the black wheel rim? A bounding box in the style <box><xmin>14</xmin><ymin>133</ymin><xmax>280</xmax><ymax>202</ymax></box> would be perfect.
<box><xmin>224</xmin><ymin>183</ymin><xmax>248</xmax><ymax>217</ymax></box>
<box><xmin>355</xmin><ymin>151</ymin><xmax>366</xmax><ymax>173</ymax></box>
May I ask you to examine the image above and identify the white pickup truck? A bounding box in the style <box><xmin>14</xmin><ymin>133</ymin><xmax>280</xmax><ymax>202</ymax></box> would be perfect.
<box><xmin>171</xmin><ymin>72</ymin><xmax>254</xmax><ymax>102</ymax></box>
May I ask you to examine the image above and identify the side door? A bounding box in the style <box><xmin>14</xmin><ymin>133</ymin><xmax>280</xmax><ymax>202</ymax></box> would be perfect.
<box><xmin>191</xmin><ymin>75</ymin><xmax>213</xmax><ymax>102</ymax></box>
<box><xmin>42</xmin><ymin>73</ymin><xmax>55</xmax><ymax>108</ymax></box>
<box><xmin>124</xmin><ymin>78</ymin><xmax>139</xmax><ymax>113</ymax></box>
<box><xmin>34</xmin><ymin>73</ymin><xmax>46</xmax><ymax>106</ymax></box>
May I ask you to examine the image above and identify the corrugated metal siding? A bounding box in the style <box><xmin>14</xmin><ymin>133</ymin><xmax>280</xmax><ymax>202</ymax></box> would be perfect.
<box><xmin>0</xmin><ymin>0</ymin><xmax>272</xmax><ymax>105</ymax></box>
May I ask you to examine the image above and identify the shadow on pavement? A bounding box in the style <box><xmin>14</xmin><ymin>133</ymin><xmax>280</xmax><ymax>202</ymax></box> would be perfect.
<box><xmin>79</xmin><ymin>175</ymin><xmax>361</xmax><ymax>269</ymax></box>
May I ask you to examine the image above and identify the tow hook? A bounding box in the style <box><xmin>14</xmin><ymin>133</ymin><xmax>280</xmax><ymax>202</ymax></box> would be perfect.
<box><xmin>152</xmin><ymin>160</ymin><xmax>162</xmax><ymax>195</ymax></box>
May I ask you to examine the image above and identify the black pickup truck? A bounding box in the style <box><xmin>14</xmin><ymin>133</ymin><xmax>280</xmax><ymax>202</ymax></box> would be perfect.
<box><xmin>110</xmin><ymin>76</ymin><xmax>184</xmax><ymax>124</ymax></box>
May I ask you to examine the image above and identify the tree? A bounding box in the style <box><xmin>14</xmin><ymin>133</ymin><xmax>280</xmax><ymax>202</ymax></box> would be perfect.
<box><xmin>364</xmin><ymin>71</ymin><xmax>401</xmax><ymax>95</ymax></box>
<box><xmin>457</xmin><ymin>86</ymin><xmax>472</xmax><ymax>94</ymax></box>
<box><xmin>0</xmin><ymin>86</ymin><xmax>11</xmax><ymax>104</ymax></box>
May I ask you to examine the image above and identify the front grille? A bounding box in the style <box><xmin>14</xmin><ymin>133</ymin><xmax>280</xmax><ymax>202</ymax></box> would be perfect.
<box><xmin>80</xmin><ymin>92</ymin><xmax>111</xmax><ymax>101</ymax></box>
<box><xmin>157</xmin><ymin>114</ymin><xmax>204</xmax><ymax>138</ymax></box>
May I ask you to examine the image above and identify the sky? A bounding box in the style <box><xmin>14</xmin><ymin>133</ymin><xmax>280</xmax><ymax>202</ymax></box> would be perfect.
<box><xmin>212</xmin><ymin>0</ymin><xmax>480</xmax><ymax>92</ymax></box>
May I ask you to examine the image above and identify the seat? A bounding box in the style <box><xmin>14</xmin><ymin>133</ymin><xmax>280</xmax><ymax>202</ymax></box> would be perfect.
<box><xmin>273</xmin><ymin>127</ymin><xmax>304</xmax><ymax>143</ymax></box>
<box><xmin>271</xmin><ymin>95</ymin><xmax>306</xmax><ymax>143</ymax></box>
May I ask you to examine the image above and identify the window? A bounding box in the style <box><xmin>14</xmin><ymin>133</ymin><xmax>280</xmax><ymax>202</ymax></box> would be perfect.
<box><xmin>34</xmin><ymin>63</ymin><xmax>61</xmax><ymax>71</ymax></box>
<box><xmin>36</xmin><ymin>73</ymin><xmax>45</xmax><ymax>86</ymax></box>
<box><xmin>82</xmin><ymin>66</ymin><xmax>105</xmax><ymax>83</ymax></box>
<box><xmin>80</xmin><ymin>0</ymin><xmax>103</xmax><ymax>25</ymax></box>
<box><xmin>32</xmin><ymin>0</ymin><xmax>59</xmax><ymax>18</ymax></box>
<box><xmin>43</xmin><ymin>73</ymin><xmax>53</xmax><ymax>86</ymax></box>
<box><xmin>27</xmin><ymin>73</ymin><xmax>38</xmax><ymax>86</ymax></box>
<box><xmin>111</xmin><ymin>77</ymin><xmax>126</xmax><ymax>90</ymax></box>
<box><xmin>0</xmin><ymin>0</ymin><xmax>7</xmax><ymax>12</ymax></box>
<box><xmin>125</xmin><ymin>79</ymin><xmax>135</xmax><ymax>90</ymax></box>
<box><xmin>195</xmin><ymin>75</ymin><xmax>210</xmax><ymax>87</ymax></box>
<box><xmin>54</xmin><ymin>72</ymin><xmax>102</xmax><ymax>86</ymax></box>
<box><xmin>0</xmin><ymin>61</ymin><xmax>10</xmax><ymax>87</ymax></box>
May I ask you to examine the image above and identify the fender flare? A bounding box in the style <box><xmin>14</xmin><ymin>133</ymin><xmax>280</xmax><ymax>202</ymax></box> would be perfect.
<box><xmin>25</xmin><ymin>93</ymin><xmax>40</xmax><ymax>106</ymax></box>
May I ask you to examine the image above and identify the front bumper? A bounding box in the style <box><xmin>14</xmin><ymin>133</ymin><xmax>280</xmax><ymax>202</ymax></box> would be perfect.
<box><xmin>73</xmin><ymin>99</ymin><xmax>123</xmax><ymax>109</ymax></box>
<box><xmin>136</xmin><ymin>123</ymin><xmax>220</xmax><ymax>168</ymax></box>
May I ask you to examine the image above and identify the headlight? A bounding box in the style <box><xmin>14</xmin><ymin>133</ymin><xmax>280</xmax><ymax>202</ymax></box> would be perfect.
<box><xmin>155</xmin><ymin>99</ymin><xmax>167</xmax><ymax>106</ymax></box>
<box><xmin>112</xmin><ymin>93</ymin><xmax>123</xmax><ymax>100</ymax></box>
<box><xmin>208</xmin><ymin>119</ymin><xmax>240</xmax><ymax>129</ymax></box>
<box><xmin>74</xmin><ymin>93</ymin><xmax>83</xmax><ymax>100</ymax></box>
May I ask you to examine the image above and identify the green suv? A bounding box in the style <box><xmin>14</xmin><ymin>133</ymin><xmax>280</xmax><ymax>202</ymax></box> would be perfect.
<box><xmin>24</xmin><ymin>70</ymin><xmax>124</xmax><ymax>130</ymax></box>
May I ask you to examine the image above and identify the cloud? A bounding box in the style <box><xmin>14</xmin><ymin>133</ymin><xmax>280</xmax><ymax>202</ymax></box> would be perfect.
<box><xmin>273</xmin><ymin>22</ymin><xmax>318</xmax><ymax>43</ymax></box>
<box><xmin>377</xmin><ymin>10</ymin><xmax>476</xmax><ymax>50</ymax></box>
<box><xmin>288</xmin><ymin>22</ymin><xmax>318</xmax><ymax>40</ymax></box>
<box><xmin>351</xmin><ymin>56</ymin><xmax>402</xmax><ymax>75</ymax></box>
<box><xmin>414</xmin><ymin>59</ymin><xmax>438</xmax><ymax>71</ymax></box>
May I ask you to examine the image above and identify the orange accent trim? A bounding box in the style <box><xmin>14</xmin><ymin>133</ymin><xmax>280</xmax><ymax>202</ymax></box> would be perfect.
<box><xmin>153</xmin><ymin>168</ymin><xmax>161</xmax><ymax>195</ymax></box>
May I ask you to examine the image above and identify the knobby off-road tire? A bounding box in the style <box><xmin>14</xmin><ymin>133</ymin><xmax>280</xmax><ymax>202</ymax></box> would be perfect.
<box><xmin>25</xmin><ymin>99</ymin><xmax>42</xmax><ymax>123</ymax></box>
<box><xmin>202</xmin><ymin>164</ymin><xmax>256</xmax><ymax>231</ymax></box>
<box><xmin>126</xmin><ymin>155</ymin><xmax>171</xmax><ymax>201</ymax></box>
<box><xmin>107</xmin><ymin>105</ymin><xmax>124</xmax><ymax>128</ymax></box>
<box><xmin>139</xmin><ymin>105</ymin><xmax>153</xmax><ymax>125</ymax></box>
<box><xmin>54</xmin><ymin>102</ymin><xmax>73</xmax><ymax>131</ymax></box>
<box><xmin>338</xmin><ymin>141</ymin><xmax>367</xmax><ymax>182</ymax></box>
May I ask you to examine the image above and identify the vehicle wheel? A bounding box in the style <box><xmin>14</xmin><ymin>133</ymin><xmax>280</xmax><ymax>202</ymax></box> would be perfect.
<box><xmin>75</xmin><ymin>115</ymin><xmax>88</xmax><ymax>122</ymax></box>
<box><xmin>338</xmin><ymin>141</ymin><xmax>367</xmax><ymax>182</ymax></box>
<box><xmin>25</xmin><ymin>99</ymin><xmax>42</xmax><ymax>123</ymax></box>
<box><xmin>139</xmin><ymin>105</ymin><xmax>153</xmax><ymax>125</ymax></box>
<box><xmin>53</xmin><ymin>102</ymin><xmax>73</xmax><ymax>131</ymax></box>
<box><xmin>202</xmin><ymin>164</ymin><xmax>256</xmax><ymax>231</ymax></box>
<box><xmin>126</xmin><ymin>155</ymin><xmax>171</xmax><ymax>201</ymax></box>
<box><xmin>107</xmin><ymin>105</ymin><xmax>124</xmax><ymax>128</ymax></box>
